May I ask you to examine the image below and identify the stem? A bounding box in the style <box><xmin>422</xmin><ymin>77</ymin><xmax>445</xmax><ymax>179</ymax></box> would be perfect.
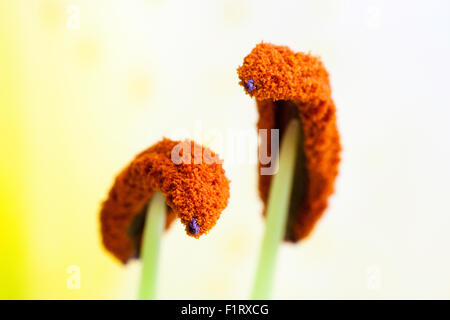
<box><xmin>138</xmin><ymin>192</ymin><xmax>166</xmax><ymax>300</ymax></box>
<box><xmin>251</xmin><ymin>119</ymin><xmax>301</xmax><ymax>299</ymax></box>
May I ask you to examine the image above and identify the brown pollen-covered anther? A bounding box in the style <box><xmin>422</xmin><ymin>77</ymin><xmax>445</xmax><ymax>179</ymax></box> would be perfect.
<box><xmin>100</xmin><ymin>138</ymin><xmax>230</xmax><ymax>263</ymax></box>
<box><xmin>237</xmin><ymin>43</ymin><xmax>341</xmax><ymax>242</ymax></box>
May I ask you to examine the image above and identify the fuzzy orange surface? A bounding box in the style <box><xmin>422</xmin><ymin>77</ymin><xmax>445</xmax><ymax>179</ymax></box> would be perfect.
<box><xmin>237</xmin><ymin>43</ymin><xmax>341</xmax><ymax>241</ymax></box>
<box><xmin>100</xmin><ymin>138</ymin><xmax>230</xmax><ymax>263</ymax></box>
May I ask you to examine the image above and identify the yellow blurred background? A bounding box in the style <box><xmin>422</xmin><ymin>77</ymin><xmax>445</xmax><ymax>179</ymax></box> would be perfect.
<box><xmin>1</xmin><ymin>0</ymin><xmax>449</xmax><ymax>299</ymax></box>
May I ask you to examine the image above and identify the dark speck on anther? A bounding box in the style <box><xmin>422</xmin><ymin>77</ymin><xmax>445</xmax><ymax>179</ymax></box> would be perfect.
<box><xmin>245</xmin><ymin>79</ymin><xmax>255</xmax><ymax>92</ymax></box>
<box><xmin>188</xmin><ymin>217</ymin><xmax>200</xmax><ymax>235</ymax></box>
